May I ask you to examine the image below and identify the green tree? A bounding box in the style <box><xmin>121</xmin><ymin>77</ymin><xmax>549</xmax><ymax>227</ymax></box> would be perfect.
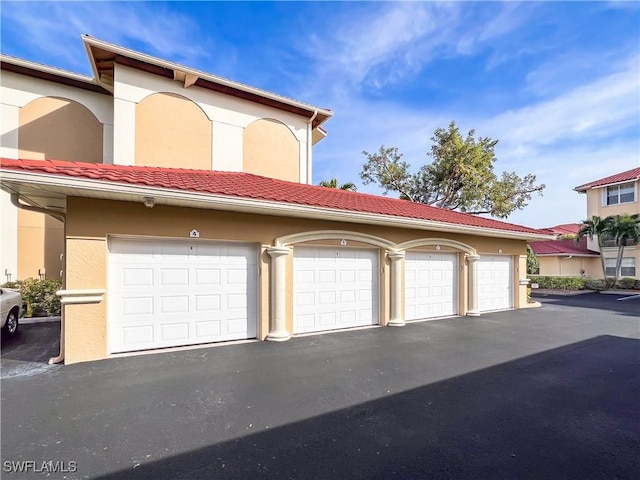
<box><xmin>606</xmin><ymin>213</ymin><xmax>640</xmax><ymax>286</ymax></box>
<box><xmin>319</xmin><ymin>178</ymin><xmax>357</xmax><ymax>191</ymax></box>
<box><xmin>527</xmin><ymin>245</ymin><xmax>539</xmax><ymax>275</ymax></box>
<box><xmin>360</xmin><ymin>121</ymin><xmax>545</xmax><ymax>218</ymax></box>
<box><xmin>576</xmin><ymin>215</ymin><xmax>611</xmax><ymax>281</ymax></box>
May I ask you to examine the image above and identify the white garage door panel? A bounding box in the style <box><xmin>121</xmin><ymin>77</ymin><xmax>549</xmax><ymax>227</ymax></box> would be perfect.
<box><xmin>294</xmin><ymin>247</ymin><xmax>379</xmax><ymax>334</ymax></box>
<box><xmin>478</xmin><ymin>256</ymin><xmax>513</xmax><ymax>312</ymax></box>
<box><xmin>405</xmin><ymin>252</ymin><xmax>457</xmax><ymax>321</ymax></box>
<box><xmin>109</xmin><ymin>238</ymin><xmax>257</xmax><ymax>353</ymax></box>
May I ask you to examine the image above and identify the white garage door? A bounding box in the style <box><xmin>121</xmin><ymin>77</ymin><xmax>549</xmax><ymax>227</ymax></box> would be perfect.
<box><xmin>405</xmin><ymin>252</ymin><xmax>458</xmax><ymax>321</ymax></box>
<box><xmin>294</xmin><ymin>247</ymin><xmax>379</xmax><ymax>334</ymax></box>
<box><xmin>478</xmin><ymin>256</ymin><xmax>513</xmax><ymax>312</ymax></box>
<box><xmin>108</xmin><ymin>238</ymin><xmax>257</xmax><ymax>353</ymax></box>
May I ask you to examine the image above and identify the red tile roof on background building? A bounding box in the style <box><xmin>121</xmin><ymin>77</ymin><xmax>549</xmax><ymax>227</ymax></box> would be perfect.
<box><xmin>539</xmin><ymin>223</ymin><xmax>581</xmax><ymax>236</ymax></box>
<box><xmin>574</xmin><ymin>167</ymin><xmax>640</xmax><ymax>191</ymax></box>
<box><xmin>0</xmin><ymin>158</ymin><xmax>547</xmax><ymax>236</ymax></box>
<box><xmin>529</xmin><ymin>237</ymin><xmax>598</xmax><ymax>256</ymax></box>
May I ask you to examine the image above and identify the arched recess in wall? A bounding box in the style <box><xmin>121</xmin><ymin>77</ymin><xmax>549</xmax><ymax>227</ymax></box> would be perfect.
<box><xmin>398</xmin><ymin>238</ymin><xmax>477</xmax><ymax>256</ymax></box>
<box><xmin>276</xmin><ymin>230</ymin><xmax>397</xmax><ymax>250</ymax></box>
<box><xmin>17</xmin><ymin>96</ymin><xmax>103</xmax><ymax>280</ymax></box>
<box><xmin>243</xmin><ymin>118</ymin><xmax>300</xmax><ymax>182</ymax></box>
<box><xmin>135</xmin><ymin>92</ymin><xmax>212</xmax><ymax>169</ymax></box>
<box><xmin>19</xmin><ymin>96</ymin><xmax>103</xmax><ymax>163</ymax></box>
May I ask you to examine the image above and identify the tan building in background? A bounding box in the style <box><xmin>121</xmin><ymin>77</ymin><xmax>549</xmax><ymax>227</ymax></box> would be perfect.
<box><xmin>530</xmin><ymin>236</ymin><xmax>601</xmax><ymax>277</ymax></box>
<box><xmin>574</xmin><ymin>168</ymin><xmax>640</xmax><ymax>280</ymax></box>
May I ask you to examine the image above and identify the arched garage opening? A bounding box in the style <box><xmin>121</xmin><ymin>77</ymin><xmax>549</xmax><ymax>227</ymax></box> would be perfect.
<box><xmin>274</xmin><ymin>231</ymin><xmax>395</xmax><ymax>336</ymax></box>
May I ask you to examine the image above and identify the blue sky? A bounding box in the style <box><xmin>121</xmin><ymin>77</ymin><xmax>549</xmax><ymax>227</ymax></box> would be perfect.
<box><xmin>1</xmin><ymin>1</ymin><xmax>639</xmax><ymax>228</ymax></box>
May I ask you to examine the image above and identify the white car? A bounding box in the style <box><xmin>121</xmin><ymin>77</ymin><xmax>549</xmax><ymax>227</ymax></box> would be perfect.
<box><xmin>1</xmin><ymin>287</ymin><xmax>21</xmax><ymax>338</ymax></box>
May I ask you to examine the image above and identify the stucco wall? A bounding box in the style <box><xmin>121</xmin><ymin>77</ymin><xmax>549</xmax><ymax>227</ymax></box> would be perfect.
<box><xmin>243</xmin><ymin>119</ymin><xmax>300</xmax><ymax>182</ymax></box>
<box><xmin>585</xmin><ymin>186</ymin><xmax>640</xmax><ymax>219</ymax></box>
<box><xmin>64</xmin><ymin>237</ymin><xmax>109</xmax><ymax>364</ymax></box>
<box><xmin>113</xmin><ymin>64</ymin><xmax>310</xmax><ymax>181</ymax></box>
<box><xmin>135</xmin><ymin>92</ymin><xmax>212</xmax><ymax>169</ymax></box>
<box><xmin>63</xmin><ymin>197</ymin><xmax>529</xmax><ymax>363</ymax></box>
<box><xmin>0</xmin><ymin>70</ymin><xmax>113</xmax><ymax>279</ymax></box>
<box><xmin>583</xmin><ymin>186</ymin><xmax>639</xmax><ymax>278</ymax></box>
<box><xmin>537</xmin><ymin>256</ymin><xmax>601</xmax><ymax>277</ymax></box>
<box><xmin>16</xmin><ymin>96</ymin><xmax>104</xmax><ymax>280</ymax></box>
<box><xmin>18</xmin><ymin>96</ymin><xmax>104</xmax><ymax>163</ymax></box>
<box><xmin>601</xmin><ymin>248</ymin><xmax>640</xmax><ymax>280</ymax></box>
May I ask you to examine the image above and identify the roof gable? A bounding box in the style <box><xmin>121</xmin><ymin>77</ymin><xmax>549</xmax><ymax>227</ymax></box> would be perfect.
<box><xmin>0</xmin><ymin>158</ymin><xmax>548</xmax><ymax>238</ymax></box>
<box><xmin>81</xmin><ymin>35</ymin><xmax>332</xmax><ymax>129</ymax></box>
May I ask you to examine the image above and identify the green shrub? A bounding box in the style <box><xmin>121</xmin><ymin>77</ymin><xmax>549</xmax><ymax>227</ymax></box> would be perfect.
<box><xmin>584</xmin><ymin>279</ymin><xmax>607</xmax><ymax>291</ymax></box>
<box><xmin>528</xmin><ymin>276</ymin><xmax>584</xmax><ymax>290</ymax></box>
<box><xmin>1</xmin><ymin>278</ymin><xmax>62</xmax><ymax>317</ymax></box>
<box><xmin>619</xmin><ymin>278</ymin><xmax>637</xmax><ymax>290</ymax></box>
<box><xmin>636</xmin><ymin>280</ymin><xmax>640</xmax><ymax>290</ymax></box>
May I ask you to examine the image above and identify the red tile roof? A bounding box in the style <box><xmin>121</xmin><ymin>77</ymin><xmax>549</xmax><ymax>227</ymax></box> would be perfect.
<box><xmin>574</xmin><ymin>167</ymin><xmax>640</xmax><ymax>191</ymax></box>
<box><xmin>529</xmin><ymin>237</ymin><xmax>598</xmax><ymax>256</ymax></box>
<box><xmin>0</xmin><ymin>158</ymin><xmax>547</xmax><ymax>236</ymax></box>
<box><xmin>540</xmin><ymin>223</ymin><xmax>581</xmax><ymax>236</ymax></box>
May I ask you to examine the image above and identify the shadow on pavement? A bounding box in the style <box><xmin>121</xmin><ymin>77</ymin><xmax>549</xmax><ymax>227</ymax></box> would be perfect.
<box><xmin>93</xmin><ymin>335</ymin><xmax>639</xmax><ymax>480</ymax></box>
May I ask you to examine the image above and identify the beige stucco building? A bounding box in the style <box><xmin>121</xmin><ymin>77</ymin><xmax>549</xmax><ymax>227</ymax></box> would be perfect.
<box><xmin>530</xmin><ymin>236</ymin><xmax>601</xmax><ymax>278</ymax></box>
<box><xmin>1</xmin><ymin>36</ymin><xmax>551</xmax><ymax>364</ymax></box>
<box><xmin>574</xmin><ymin>168</ymin><xmax>640</xmax><ymax>279</ymax></box>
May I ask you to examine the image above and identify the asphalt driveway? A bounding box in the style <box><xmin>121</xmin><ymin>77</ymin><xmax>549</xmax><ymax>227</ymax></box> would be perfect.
<box><xmin>1</xmin><ymin>293</ymin><xmax>638</xmax><ymax>479</ymax></box>
<box><xmin>1</xmin><ymin>320</ymin><xmax>61</xmax><ymax>379</ymax></box>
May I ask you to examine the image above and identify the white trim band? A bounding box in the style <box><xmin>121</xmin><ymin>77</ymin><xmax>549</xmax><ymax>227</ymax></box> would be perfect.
<box><xmin>57</xmin><ymin>289</ymin><xmax>106</xmax><ymax>305</ymax></box>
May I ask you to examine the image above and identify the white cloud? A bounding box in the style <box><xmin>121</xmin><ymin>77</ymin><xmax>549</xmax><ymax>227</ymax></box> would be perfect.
<box><xmin>1</xmin><ymin>2</ymin><xmax>214</xmax><ymax>72</ymax></box>
<box><xmin>312</xmin><ymin>47</ymin><xmax>639</xmax><ymax>228</ymax></box>
<box><xmin>299</xmin><ymin>2</ymin><xmax>536</xmax><ymax>98</ymax></box>
<box><xmin>303</xmin><ymin>2</ymin><xmax>455</xmax><ymax>92</ymax></box>
<box><xmin>483</xmin><ymin>56</ymin><xmax>640</xmax><ymax>164</ymax></box>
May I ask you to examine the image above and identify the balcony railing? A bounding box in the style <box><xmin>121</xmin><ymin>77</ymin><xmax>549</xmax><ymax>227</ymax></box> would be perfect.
<box><xmin>601</xmin><ymin>238</ymin><xmax>638</xmax><ymax>248</ymax></box>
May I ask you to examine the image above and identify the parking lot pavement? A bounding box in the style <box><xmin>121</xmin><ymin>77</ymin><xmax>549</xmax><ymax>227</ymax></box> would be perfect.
<box><xmin>1</xmin><ymin>294</ymin><xmax>638</xmax><ymax>479</ymax></box>
<box><xmin>1</xmin><ymin>320</ymin><xmax>61</xmax><ymax>379</ymax></box>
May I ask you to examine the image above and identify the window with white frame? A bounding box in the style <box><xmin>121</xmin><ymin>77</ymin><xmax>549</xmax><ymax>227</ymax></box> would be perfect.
<box><xmin>605</xmin><ymin>182</ymin><xmax>635</xmax><ymax>206</ymax></box>
<box><xmin>605</xmin><ymin>258</ymin><xmax>636</xmax><ymax>277</ymax></box>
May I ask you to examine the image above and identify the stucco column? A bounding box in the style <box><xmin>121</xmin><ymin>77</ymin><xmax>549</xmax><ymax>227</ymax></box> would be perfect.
<box><xmin>266</xmin><ymin>246</ymin><xmax>291</xmax><ymax>342</ymax></box>
<box><xmin>387</xmin><ymin>250</ymin><xmax>406</xmax><ymax>326</ymax></box>
<box><xmin>0</xmin><ymin>103</ymin><xmax>19</xmax><ymax>158</ymax></box>
<box><xmin>112</xmin><ymin>97</ymin><xmax>136</xmax><ymax>166</ymax></box>
<box><xmin>102</xmin><ymin>123</ymin><xmax>114</xmax><ymax>164</ymax></box>
<box><xmin>467</xmin><ymin>254</ymin><xmax>480</xmax><ymax>316</ymax></box>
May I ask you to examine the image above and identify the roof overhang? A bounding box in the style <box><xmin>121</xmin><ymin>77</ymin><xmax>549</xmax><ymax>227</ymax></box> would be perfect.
<box><xmin>0</xmin><ymin>54</ymin><xmax>111</xmax><ymax>95</ymax></box>
<box><xmin>81</xmin><ymin>35</ymin><xmax>332</xmax><ymax>130</ymax></box>
<box><xmin>574</xmin><ymin>177</ymin><xmax>639</xmax><ymax>192</ymax></box>
<box><xmin>312</xmin><ymin>127</ymin><xmax>328</xmax><ymax>145</ymax></box>
<box><xmin>0</xmin><ymin>169</ymin><xmax>554</xmax><ymax>242</ymax></box>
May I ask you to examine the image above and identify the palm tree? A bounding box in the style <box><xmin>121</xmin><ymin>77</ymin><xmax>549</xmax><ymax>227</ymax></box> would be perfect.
<box><xmin>606</xmin><ymin>213</ymin><xmax>640</xmax><ymax>286</ymax></box>
<box><xmin>319</xmin><ymin>178</ymin><xmax>357</xmax><ymax>191</ymax></box>
<box><xmin>576</xmin><ymin>215</ymin><xmax>610</xmax><ymax>280</ymax></box>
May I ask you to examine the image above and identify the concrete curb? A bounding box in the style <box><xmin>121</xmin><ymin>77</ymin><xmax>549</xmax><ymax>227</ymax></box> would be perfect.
<box><xmin>599</xmin><ymin>290</ymin><xmax>640</xmax><ymax>295</ymax></box>
<box><xmin>20</xmin><ymin>316</ymin><xmax>61</xmax><ymax>324</ymax></box>
<box><xmin>531</xmin><ymin>289</ymin><xmax>592</xmax><ymax>296</ymax></box>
